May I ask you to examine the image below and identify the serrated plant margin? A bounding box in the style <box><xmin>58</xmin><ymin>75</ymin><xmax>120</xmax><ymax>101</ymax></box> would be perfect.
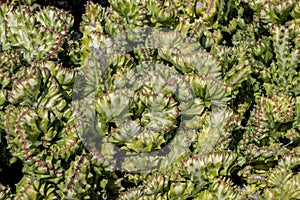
<box><xmin>72</xmin><ymin>27</ymin><xmax>231</xmax><ymax>173</ymax></box>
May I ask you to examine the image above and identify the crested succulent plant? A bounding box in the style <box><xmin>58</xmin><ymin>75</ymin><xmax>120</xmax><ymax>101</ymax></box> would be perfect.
<box><xmin>0</xmin><ymin>0</ymin><xmax>300</xmax><ymax>199</ymax></box>
<box><xmin>0</xmin><ymin>2</ymin><xmax>91</xmax><ymax>199</ymax></box>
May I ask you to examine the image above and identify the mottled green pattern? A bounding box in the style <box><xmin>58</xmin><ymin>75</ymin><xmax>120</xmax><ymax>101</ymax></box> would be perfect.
<box><xmin>0</xmin><ymin>0</ymin><xmax>299</xmax><ymax>199</ymax></box>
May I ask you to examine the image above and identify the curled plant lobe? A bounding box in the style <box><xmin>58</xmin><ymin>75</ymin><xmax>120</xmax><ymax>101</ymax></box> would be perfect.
<box><xmin>0</xmin><ymin>56</ymin><xmax>86</xmax><ymax>198</ymax></box>
<box><xmin>230</xmin><ymin>1</ymin><xmax>300</xmax><ymax>198</ymax></box>
<box><xmin>82</xmin><ymin>0</ymin><xmax>242</xmax><ymax>49</ymax></box>
<box><xmin>244</xmin><ymin>94</ymin><xmax>294</xmax><ymax>145</ymax></box>
<box><xmin>3</xmin><ymin>62</ymin><xmax>76</xmax><ymax>150</ymax></box>
<box><xmin>2</xmin><ymin>105</ymin><xmax>83</xmax><ymax>198</ymax></box>
<box><xmin>10</xmin><ymin>153</ymin><xmax>94</xmax><ymax>200</ymax></box>
<box><xmin>2</xmin><ymin>118</ymin><xmax>90</xmax><ymax>198</ymax></box>
<box><xmin>263</xmin><ymin>153</ymin><xmax>300</xmax><ymax>199</ymax></box>
<box><xmin>2</xmin><ymin>0</ymin><xmax>300</xmax><ymax>199</ymax></box>
<box><xmin>0</xmin><ymin>3</ymin><xmax>73</xmax><ymax>63</ymax></box>
<box><xmin>69</xmin><ymin>1</ymin><xmax>255</xmax><ymax>198</ymax></box>
<box><xmin>74</xmin><ymin>24</ymin><xmax>239</xmax><ymax>174</ymax></box>
<box><xmin>183</xmin><ymin>151</ymin><xmax>237</xmax><ymax>185</ymax></box>
<box><xmin>7</xmin><ymin>61</ymin><xmax>76</xmax><ymax>110</ymax></box>
<box><xmin>258</xmin><ymin>0</ymin><xmax>299</xmax><ymax>24</ymax></box>
<box><xmin>262</xmin><ymin>22</ymin><xmax>300</xmax><ymax>95</ymax></box>
<box><xmin>116</xmin><ymin>151</ymin><xmax>238</xmax><ymax>199</ymax></box>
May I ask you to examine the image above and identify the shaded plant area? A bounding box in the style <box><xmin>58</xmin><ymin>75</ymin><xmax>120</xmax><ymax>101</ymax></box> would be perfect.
<box><xmin>35</xmin><ymin>0</ymin><xmax>110</xmax><ymax>32</ymax></box>
<box><xmin>0</xmin><ymin>131</ymin><xmax>23</xmax><ymax>193</ymax></box>
<box><xmin>0</xmin><ymin>0</ymin><xmax>300</xmax><ymax>199</ymax></box>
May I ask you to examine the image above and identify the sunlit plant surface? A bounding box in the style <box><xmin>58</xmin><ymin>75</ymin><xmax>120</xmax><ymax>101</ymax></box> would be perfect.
<box><xmin>0</xmin><ymin>0</ymin><xmax>300</xmax><ymax>199</ymax></box>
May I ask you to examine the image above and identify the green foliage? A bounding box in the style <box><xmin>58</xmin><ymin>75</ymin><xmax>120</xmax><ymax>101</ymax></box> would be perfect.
<box><xmin>0</xmin><ymin>0</ymin><xmax>300</xmax><ymax>199</ymax></box>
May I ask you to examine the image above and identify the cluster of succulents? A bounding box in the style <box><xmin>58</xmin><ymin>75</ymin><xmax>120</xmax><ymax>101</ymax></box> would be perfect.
<box><xmin>0</xmin><ymin>0</ymin><xmax>300</xmax><ymax>199</ymax></box>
